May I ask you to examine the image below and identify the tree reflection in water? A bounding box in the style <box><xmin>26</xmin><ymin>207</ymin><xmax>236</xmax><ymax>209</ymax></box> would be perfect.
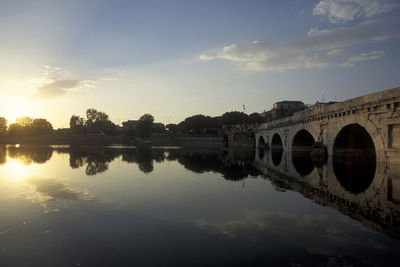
<box><xmin>65</xmin><ymin>146</ymin><xmax>260</xmax><ymax>180</ymax></box>
<box><xmin>0</xmin><ymin>145</ymin><xmax>6</xmax><ymax>164</ymax></box>
<box><xmin>7</xmin><ymin>145</ymin><xmax>53</xmax><ymax>165</ymax></box>
<box><xmin>69</xmin><ymin>148</ymin><xmax>119</xmax><ymax>176</ymax></box>
<box><xmin>172</xmin><ymin>148</ymin><xmax>260</xmax><ymax>181</ymax></box>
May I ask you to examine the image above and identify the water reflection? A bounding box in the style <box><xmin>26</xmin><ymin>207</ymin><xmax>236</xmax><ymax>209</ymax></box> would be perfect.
<box><xmin>255</xmin><ymin>149</ymin><xmax>400</xmax><ymax>240</ymax></box>
<box><xmin>7</xmin><ymin>145</ymin><xmax>53</xmax><ymax>165</ymax></box>
<box><xmin>174</xmin><ymin>148</ymin><xmax>258</xmax><ymax>181</ymax></box>
<box><xmin>27</xmin><ymin>177</ymin><xmax>84</xmax><ymax>201</ymax></box>
<box><xmin>0</xmin><ymin>145</ymin><xmax>6</xmax><ymax>164</ymax></box>
<box><xmin>0</xmin><ymin>145</ymin><xmax>399</xmax><ymax>266</ymax></box>
<box><xmin>69</xmin><ymin>148</ymin><xmax>118</xmax><ymax>175</ymax></box>
<box><xmin>3</xmin><ymin>145</ymin><xmax>260</xmax><ymax>180</ymax></box>
<box><xmin>2</xmin><ymin>145</ymin><xmax>399</xmax><ymax>238</ymax></box>
<box><xmin>271</xmin><ymin>134</ymin><xmax>283</xmax><ymax>166</ymax></box>
<box><xmin>291</xmin><ymin>151</ymin><xmax>314</xmax><ymax>176</ymax></box>
<box><xmin>121</xmin><ymin>147</ymin><xmax>166</xmax><ymax>174</ymax></box>
<box><xmin>332</xmin><ymin>153</ymin><xmax>376</xmax><ymax>194</ymax></box>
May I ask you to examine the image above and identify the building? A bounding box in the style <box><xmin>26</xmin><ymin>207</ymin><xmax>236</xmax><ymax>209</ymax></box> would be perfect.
<box><xmin>262</xmin><ymin>100</ymin><xmax>306</xmax><ymax>122</ymax></box>
<box><xmin>273</xmin><ymin>101</ymin><xmax>305</xmax><ymax>110</ymax></box>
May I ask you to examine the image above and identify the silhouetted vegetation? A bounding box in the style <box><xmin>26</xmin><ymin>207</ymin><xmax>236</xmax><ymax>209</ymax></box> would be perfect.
<box><xmin>0</xmin><ymin>105</ymin><xmax>265</xmax><ymax>145</ymax></box>
<box><xmin>176</xmin><ymin>111</ymin><xmax>262</xmax><ymax>135</ymax></box>
<box><xmin>136</xmin><ymin>114</ymin><xmax>154</xmax><ymax>138</ymax></box>
<box><xmin>69</xmin><ymin>108</ymin><xmax>117</xmax><ymax>135</ymax></box>
<box><xmin>0</xmin><ymin>117</ymin><xmax>7</xmax><ymax>135</ymax></box>
<box><xmin>8</xmin><ymin>117</ymin><xmax>53</xmax><ymax>136</ymax></box>
<box><xmin>69</xmin><ymin>115</ymin><xmax>86</xmax><ymax>134</ymax></box>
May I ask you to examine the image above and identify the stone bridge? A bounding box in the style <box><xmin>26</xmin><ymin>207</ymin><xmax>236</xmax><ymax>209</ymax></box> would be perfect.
<box><xmin>255</xmin><ymin>86</ymin><xmax>400</xmax><ymax>165</ymax></box>
<box><xmin>253</xmin><ymin>87</ymin><xmax>400</xmax><ymax>238</ymax></box>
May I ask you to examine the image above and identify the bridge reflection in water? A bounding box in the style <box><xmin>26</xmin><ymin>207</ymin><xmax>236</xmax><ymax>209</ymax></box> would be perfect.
<box><xmin>254</xmin><ymin>142</ymin><xmax>400</xmax><ymax>239</ymax></box>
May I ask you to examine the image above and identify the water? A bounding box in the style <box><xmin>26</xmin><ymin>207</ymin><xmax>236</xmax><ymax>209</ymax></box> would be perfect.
<box><xmin>0</xmin><ymin>145</ymin><xmax>399</xmax><ymax>266</ymax></box>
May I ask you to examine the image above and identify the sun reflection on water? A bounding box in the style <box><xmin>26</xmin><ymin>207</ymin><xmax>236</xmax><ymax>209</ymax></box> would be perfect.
<box><xmin>0</xmin><ymin>157</ymin><xmax>34</xmax><ymax>181</ymax></box>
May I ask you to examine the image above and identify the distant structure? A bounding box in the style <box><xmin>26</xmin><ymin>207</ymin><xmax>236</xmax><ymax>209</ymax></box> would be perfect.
<box><xmin>262</xmin><ymin>100</ymin><xmax>306</xmax><ymax>122</ymax></box>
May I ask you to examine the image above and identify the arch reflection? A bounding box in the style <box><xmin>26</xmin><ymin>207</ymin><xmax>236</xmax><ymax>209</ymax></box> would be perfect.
<box><xmin>332</xmin><ymin>124</ymin><xmax>376</xmax><ymax>194</ymax></box>
<box><xmin>258</xmin><ymin>136</ymin><xmax>266</xmax><ymax>160</ymax></box>
<box><xmin>291</xmin><ymin>130</ymin><xmax>315</xmax><ymax>176</ymax></box>
<box><xmin>271</xmin><ymin>134</ymin><xmax>283</xmax><ymax>166</ymax></box>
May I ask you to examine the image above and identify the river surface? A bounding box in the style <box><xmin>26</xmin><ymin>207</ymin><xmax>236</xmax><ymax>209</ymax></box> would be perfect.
<box><xmin>0</xmin><ymin>145</ymin><xmax>399</xmax><ymax>267</ymax></box>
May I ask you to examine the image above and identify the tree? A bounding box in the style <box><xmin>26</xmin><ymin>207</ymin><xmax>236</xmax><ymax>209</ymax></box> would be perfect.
<box><xmin>70</xmin><ymin>115</ymin><xmax>86</xmax><ymax>134</ymax></box>
<box><xmin>8</xmin><ymin>116</ymin><xmax>34</xmax><ymax>135</ymax></box>
<box><xmin>16</xmin><ymin>116</ymin><xmax>33</xmax><ymax>127</ymax></box>
<box><xmin>8</xmin><ymin>123</ymin><xmax>24</xmax><ymax>135</ymax></box>
<box><xmin>166</xmin><ymin>123</ymin><xmax>179</xmax><ymax>132</ymax></box>
<box><xmin>85</xmin><ymin>108</ymin><xmax>109</xmax><ymax>128</ymax></box>
<box><xmin>178</xmin><ymin>114</ymin><xmax>217</xmax><ymax>133</ymax></box>
<box><xmin>222</xmin><ymin>111</ymin><xmax>249</xmax><ymax>125</ymax></box>
<box><xmin>8</xmin><ymin>117</ymin><xmax>52</xmax><ymax>136</ymax></box>
<box><xmin>0</xmin><ymin>117</ymin><xmax>7</xmax><ymax>135</ymax></box>
<box><xmin>31</xmin><ymin>119</ymin><xmax>53</xmax><ymax>135</ymax></box>
<box><xmin>249</xmin><ymin>112</ymin><xmax>263</xmax><ymax>124</ymax></box>
<box><xmin>84</xmin><ymin>108</ymin><xmax>116</xmax><ymax>134</ymax></box>
<box><xmin>136</xmin><ymin>114</ymin><xmax>154</xmax><ymax>138</ymax></box>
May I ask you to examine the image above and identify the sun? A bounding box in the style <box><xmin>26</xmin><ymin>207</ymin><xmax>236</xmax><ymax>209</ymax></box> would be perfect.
<box><xmin>2</xmin><ymin>98</ymin><xmax>36</xmax><ymax>124</ymax></box>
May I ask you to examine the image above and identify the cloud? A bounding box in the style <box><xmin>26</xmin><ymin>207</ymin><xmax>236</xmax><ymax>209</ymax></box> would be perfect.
<box><xmin>31</xmin><ymin>79</ymin><xmax>94</xmax><ymax>99</ymax></box>
<box><xmin>313</xmin><ymin>0</ymin><xmax>399</xmax><ymax>24</ymax></box>
<box><xmin>198</xmin><ymin>211</ymin><xmax>394</xmax><ymax>258</ymax></box>
<box><xmin>199</xmin><ymin>17</ymin><xmax>394</xmax><ymax>71</ymax></box>
<box><xmin>339</xmin><ymin>50</ymin><xmax>384</xmax><ymax>66</ymax></box>
<box><xmin>27</xmin><ymin>177</ymin><xmax>84</xmax><ymax>201</ymax></box>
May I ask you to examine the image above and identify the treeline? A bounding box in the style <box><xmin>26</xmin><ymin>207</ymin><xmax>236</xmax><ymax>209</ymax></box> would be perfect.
<box><xmin>0</xmin><ymin>117</ymin><xmax>53</xmax><ymax>136</ymax></box>
<box><xmin>0</xmin><ymin>108</ymin><xmax>264</xmax><ymax>138</ymax></box>
<box><xmin>0</xmin><ymin>108</ymin><xmax>155</xmax><ymax>138</ymax></box>
<box><xmin>69</xmin><ymin>108</ymin><xmax>117</xmax><ymax>135</ymax></box>
<box><xmin>69</xmin><ymin>109</ymin><xmax>155</xmax><ymax>138</ymax></box>
<box><xmin>166</xmin><ymin>111</ymin><xmax>263</xmax><ymax>134</ymax></box>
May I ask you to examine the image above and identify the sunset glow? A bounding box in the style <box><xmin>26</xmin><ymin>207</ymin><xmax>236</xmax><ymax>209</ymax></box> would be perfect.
<box><xmin>0</xmin><ymin>0</ymin><xmax>398</xmax><ymax>129</ymax></box>
<box><xmin>0</xmin><ymin>1</ymin><xmax>400</xmax><ymax>266</ymax></box>
<box><xmin>2</xmin><ymin>98</ymin><xmax>36</xmax><ymax>125</ymax></box>
<box><xmin>1</xmin><ymin>157</ymin><xmax>33</xmax><ymax>181</ymax></box>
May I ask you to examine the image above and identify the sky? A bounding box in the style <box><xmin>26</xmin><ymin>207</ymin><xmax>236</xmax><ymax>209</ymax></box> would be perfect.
<box><xmin>0</xmin><ymin>0</ymin><xmax>399</xmax><ymax>128</ymax></box>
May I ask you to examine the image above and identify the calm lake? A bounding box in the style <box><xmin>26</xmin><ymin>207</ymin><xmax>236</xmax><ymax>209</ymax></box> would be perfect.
<box><xmin>0</xmin><ymin>145</ymin><xmax>399</xmax><ymax>266</ymax></box>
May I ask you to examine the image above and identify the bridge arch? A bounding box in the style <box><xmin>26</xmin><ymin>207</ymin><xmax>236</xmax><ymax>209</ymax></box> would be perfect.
<box><xmin>332</xmin><ymin>123</ymin><xmax>376</xmax><ymax>194</ymax></box>
<box><xmin>326</xmin><ymin>114</ymin><xmax>385</xmax><ymax>157</ymax></box>
<box><xmin>291</xmin><ymin>129</ymin><xmax>315</xmax><ymax>176</ymax></box>
<box><xmin>292</xmin><ymin>129</ymin><xmax>315</xmax><ymax>152</ymax></box>
<box><xmin>271</xmin><ymin>133</ymin><xmax>283</xmax><ymax>166</ymax></box>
